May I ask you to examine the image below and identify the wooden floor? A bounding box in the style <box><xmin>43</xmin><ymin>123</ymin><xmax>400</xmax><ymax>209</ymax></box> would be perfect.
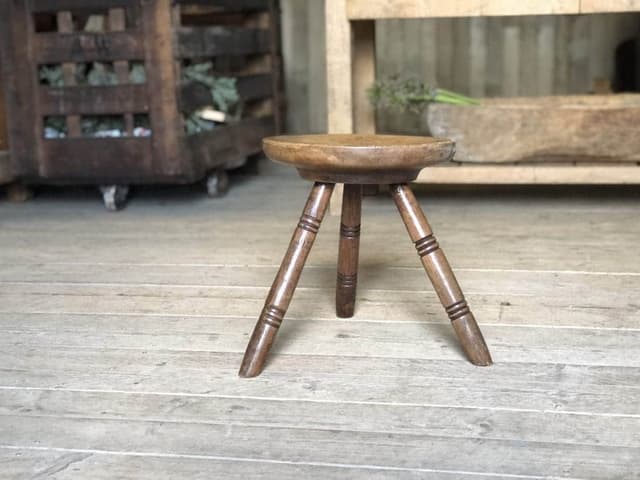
<box><xmin>1</xmin><ymin>162</ymin><xmax>639</xmax><ymax>479</ymax></box>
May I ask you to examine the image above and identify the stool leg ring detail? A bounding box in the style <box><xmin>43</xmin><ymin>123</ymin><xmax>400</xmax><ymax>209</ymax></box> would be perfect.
<box><xmin>336</xmin><ymin>184</ymin><xmax>362</xmax><ymax>318</ymax></box>
<box><xmin>390</xmin><ymin>184</ymin><xmax>493</xmax><ymax>366</ymax></box>
<box><xmin>239</xmin><ymin>182</ymin><xmax>335</xmax><ymax>378</ymax></box>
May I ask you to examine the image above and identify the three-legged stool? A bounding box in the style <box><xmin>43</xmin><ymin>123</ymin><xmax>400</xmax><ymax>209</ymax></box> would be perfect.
<box><xmin>239</xmin><ymin>134</ymin><xmax>492</xmax><ymax>377</ymax></box>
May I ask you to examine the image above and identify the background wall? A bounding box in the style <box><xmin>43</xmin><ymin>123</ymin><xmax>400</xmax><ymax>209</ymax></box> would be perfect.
<box><xmin>281</xmin><ymin>0</ymin><xmax>640</xmax><ymax>134</ymax></box>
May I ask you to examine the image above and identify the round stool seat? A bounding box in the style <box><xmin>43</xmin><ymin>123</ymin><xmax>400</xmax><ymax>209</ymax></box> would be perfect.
<box><xmin>263</xmin><ymin>134</ymin><xmax>455</xmax><ymax>184</ymax></box>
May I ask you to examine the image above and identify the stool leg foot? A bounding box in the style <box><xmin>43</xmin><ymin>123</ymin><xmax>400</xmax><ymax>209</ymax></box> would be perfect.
<box><xmin>336</xmin><ymin>184</ymin><xmax>362</xmax><ymax>318</ymax></box>
<box><xmin>239</xmin><ymin>182</ymin><xmax>335</xmax><ymax>378</ymax></box>
<box><xmin>390</xmin><ymin>184</ymin><xmax>492</xmax><ymax>366</ymax></box>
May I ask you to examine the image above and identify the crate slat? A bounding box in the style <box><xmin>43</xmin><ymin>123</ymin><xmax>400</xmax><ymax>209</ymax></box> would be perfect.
<box><xmin>31</xmin><ymin>0</ymin><xmax>131</xmax><ymax>13</ymax></box>
<box><xmin>175</xmin><ymin>0</ymin><xmax>270</xmax><ymax>12</ymax></box>
<box><xmin>35</xmin><ymin>32</ymin><xmax>145</xmax><ymax>63</ymax></box>
<box><xmin>179</xmin><ymin>27</ymin><xmax>271</xmax><ymax>58</ymax></box>
<box><xmin>40</xmin><ymin>85</ymin><xmax>149</xmax><ymax>116</ymax></box>
<box><xmin>42</xmin><ymin>137</ymin><xmax>152</xmax><ymax>179</ymax></box>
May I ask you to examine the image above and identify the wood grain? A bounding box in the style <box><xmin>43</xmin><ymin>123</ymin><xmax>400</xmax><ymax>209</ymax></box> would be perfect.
<box><xmin>0</xmin><ymin>165</ymin><xmax>639</xmax><ymax>477</ymax></box>
<box><xmin>263</xmin><ymin>134</ymin><xmax>454</xmax><ymax>184</ymax></box>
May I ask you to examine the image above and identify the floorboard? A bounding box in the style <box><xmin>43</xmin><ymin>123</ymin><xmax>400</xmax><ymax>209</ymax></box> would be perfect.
<box><xmin>1</xmin><ymin>162</ymin><xmax>639</xmax><ymax>478</ymax></box>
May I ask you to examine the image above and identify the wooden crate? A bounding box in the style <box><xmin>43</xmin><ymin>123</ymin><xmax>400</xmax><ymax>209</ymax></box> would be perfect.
<box><xmin>0</xmin><ymin>0</ymin><xmax>282</xmax><ymax>185</ymax></box>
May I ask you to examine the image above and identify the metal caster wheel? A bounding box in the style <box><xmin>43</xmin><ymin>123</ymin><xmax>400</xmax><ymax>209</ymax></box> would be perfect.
<box><xmin>206</xmin><ymin>169</ymin><xmax>229</xmax><ymax>198</ymax></box>
<box><xmin>100</xmin><ymin>185</ymin><xmax>129</xmax><ymax>212</ymax></box>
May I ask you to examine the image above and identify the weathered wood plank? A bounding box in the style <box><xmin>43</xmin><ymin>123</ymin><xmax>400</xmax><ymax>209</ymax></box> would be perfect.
<box><xmin>142</xmin><ymin>0</ymin><xmax>181</xmax><ymax>176</ymax></box>
<box><xmin>56</xmin><ymin>11</ymin><xmax>82</xmax><ymax>138</ymax></box>
<box><xmin>0</xmin><ymin>448</ymin><xmax>471</xmax><ymax>480</ymax></box>
<box><xmin>181</xmin><ymin>115</ymin><xmax>274</xmax><ymax>172</ymax></box>
<box><xmin>2</xmin><ymin>348</ymin><xmax>640</xmax><ymax>415</ymax></box>
<box><xmin>175</xmin><ymin>0</ymin><xmax>270</xmax><ymax>11</ymax></box>
<box><xmin>0</xmin><ymin>73</ymin><xmax>7</xmax><ymax>152</ymax></box>
<box><xmin>40</xmin><ymin>85</ymin><xmax>150</xmax><ymax>116</ymax></box>
<box><xmin>40</xmin><ymin>138</ymin><xmax>153</xmax><ymax>181</ymax></box>
<box><xmin>347</xmin><ymin>0</ymin><xmax>582</xmax><ymax>19</ymax></box>
<box><xmin>417</xmin><ymin>164</ymin><xmax>640</xmax><ymax>184</ymax></box>
<box><xmin>1</xmin><ymin>167</ymin><xmax>639</xmax><ymax>479</ymax></box>
<box><xmin>0</xmin><ymin>264</ymin><xmax>638</xmax><ymax>318</ymax></box>
<box><xmin>34</xmin><ymin>32</ymin><xmax>146</xmax><ymax>63</ymax></box>
<box><xmin>325</xmin><ymin>0</ymin><xmax>352</xmax><ymax>134</ymax></box>
<box><xmin>2</xmin><ymin>389</ymin><xmax>640</xmax><ymax>447</ymax></box>
<box><xmin>427</xmin><ymin>95</ymin><xmax>640</xmax><ymax>163</ymax></box>
<box><xmin>178</xmin><ymin>27</ymin><xmax>271</xmax><ymax>58</ymax></box>
<box><xmin>1</xmin><ymin>190</ymin><xmax>638</xmax><ymax>272</ymax></box>
<box><xmin>1</xmin><ymin>415</ymin><xmax>638</xmax><ymax>479</ymax></box>
<box><xmin>1</xmin><ymin>282</ymin><xmax>637</xmax><ymax>331</ymax></box>
<box><xmin>0</xmin><ymin>0</ymin><xmax>40</xmax><ymax>177</ymax></box>
<box><xmin>581</xmin><ymin>0</ymin><xmax>640</xmax><ymax>13</ymax></box>
<box><xmin>30</xmin><ymin>0</ymin><xmax>130</xmax><ymax>12</ymax></box>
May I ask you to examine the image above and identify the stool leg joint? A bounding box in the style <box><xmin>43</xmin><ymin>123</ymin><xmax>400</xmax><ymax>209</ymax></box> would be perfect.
<box><xmin>414</xmin><ymin>234</ymin><xmax>440</xmax><ymax>257</ymax></box>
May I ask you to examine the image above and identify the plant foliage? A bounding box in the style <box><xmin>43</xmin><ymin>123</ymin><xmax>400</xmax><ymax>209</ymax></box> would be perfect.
<box><xmin>369</xmin><ymin>76</ymin><xmax>480</xmax><ymax>112</ymax></box>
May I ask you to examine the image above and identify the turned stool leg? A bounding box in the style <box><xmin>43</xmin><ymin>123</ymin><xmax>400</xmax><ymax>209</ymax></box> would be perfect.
<box><xmin>390</xmin><ymin>184</ymin><xmax>492</xmax><ymax>366</ymax></box>
<box><xmin>336</xmin><ymin>184</ymin><xmax>362</xmax><ymax>318</ymax></box>
<box><xmin>239</xmin><ymin>182</ymin><xmax>335</xmax><ymax>377</ymax></box>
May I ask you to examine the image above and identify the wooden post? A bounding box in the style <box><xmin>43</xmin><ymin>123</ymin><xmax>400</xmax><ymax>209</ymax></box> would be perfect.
<box><xmin>142</xmin><ymin>0</ymin><xmax>182</xmax><ymax>176</ymax></box>
<box><xmin>325</xmin><ymin>0</ymin><xmax>376</xmax><ymax>213</ymax></box>
<box><xmin>0</xmin><ymin>0</ymin><xmax>40</xmax><ymax>178</ymax></box>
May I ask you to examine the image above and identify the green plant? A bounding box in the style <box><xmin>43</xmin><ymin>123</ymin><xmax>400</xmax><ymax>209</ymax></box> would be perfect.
<box><xmin>369</xmin><ymin>76</ymin><xmax>479</xmax><ymax>112</ymax></box>
<box><xmin>182</xmin><ymin>62</ymin><xmax>240</xmax><ymax>114</ymax></box>
<box><xmin>182</xmin><ymin>62</ymin><xmax>242</xmax><ymax>134</ymax></box>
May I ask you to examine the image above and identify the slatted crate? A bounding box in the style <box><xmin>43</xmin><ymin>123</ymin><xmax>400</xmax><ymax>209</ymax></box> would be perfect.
<box><xmin>0</xmin><ymin>0</ymin><xmax>281</xmax><ymax>190</ymax></box>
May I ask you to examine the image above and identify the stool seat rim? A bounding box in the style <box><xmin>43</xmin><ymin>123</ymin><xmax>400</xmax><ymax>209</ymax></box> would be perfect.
<box><xmin>263</xmin><ymin>134</ymin><xmax>455</xmax><ymax>175</ymax></box>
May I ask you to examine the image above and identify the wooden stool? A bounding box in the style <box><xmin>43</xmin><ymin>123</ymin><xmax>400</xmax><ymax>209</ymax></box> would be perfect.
<box><xmin>239</xmin><ymin>134</ymin><xmax>492</xmax><ymax>377</ymax></box>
